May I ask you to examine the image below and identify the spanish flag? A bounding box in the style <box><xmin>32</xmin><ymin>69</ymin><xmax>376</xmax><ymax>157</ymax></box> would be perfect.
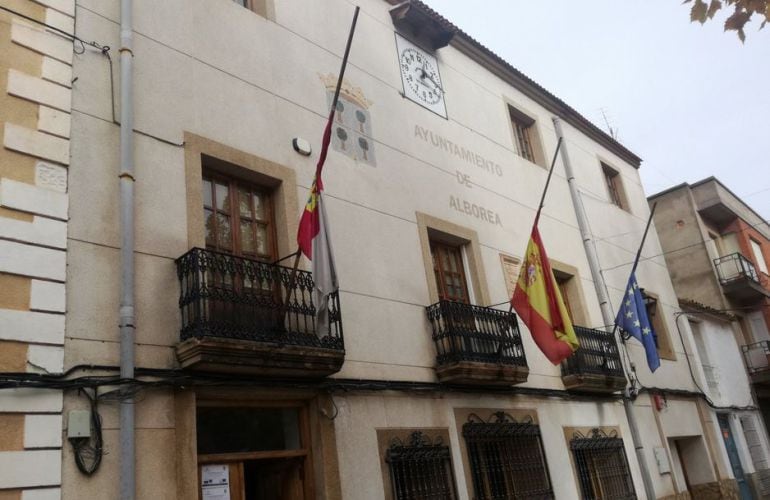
<box><xmin>297</xmin><ymin>117</ymin><xmax>337</xmax><ymax>336</ymax></box>
<box><xmin>512</xmin><ymin>224</ymin><xmax>578</xmax><ymax>364</ymax></box>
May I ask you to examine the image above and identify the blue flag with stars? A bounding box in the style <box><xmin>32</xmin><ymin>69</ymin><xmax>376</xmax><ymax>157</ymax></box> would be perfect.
<box><xmin>615</xmin><ymin>272</ymin><xmax>660</xmax><ymax>372</ymax></box>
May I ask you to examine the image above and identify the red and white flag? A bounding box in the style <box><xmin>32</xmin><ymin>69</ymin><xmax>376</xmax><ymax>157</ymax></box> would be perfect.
<box><xmin>297</xmin><ymin>117</ymin><xmax>338</xmax><ymax>336</ymax></box>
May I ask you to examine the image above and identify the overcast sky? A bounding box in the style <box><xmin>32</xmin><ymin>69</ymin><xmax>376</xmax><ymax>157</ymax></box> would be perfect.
<box><xmin>423</xmin><ymin>0</ymin><xmax>770</xmax><ymax>219</ymax></box>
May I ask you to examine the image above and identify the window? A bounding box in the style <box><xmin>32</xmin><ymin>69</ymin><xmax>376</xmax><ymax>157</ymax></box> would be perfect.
<box><xmin>556</xmin><ymin>274</ymin><xmax>574</xmax><ymax>321</ymax></box>
<box><xmin>196</xmin><ymin>403</ymin><xmax>313</xmax><ymax>500</ymax></box>
<box><xmin>508</xmin><ymin>105</ymin><xmax>543</xmax><ymax>166</ymax></box>
<box><xmin>431</xmin><ymin>240</ymin><xmax>470</xmax><ymax>303</ymax></box>
<box><xmin>551</xmin><ymin>263</ymin><xmax>588</xmax><ymax>326</ymax></box>
<box><xmin>570</xmin><ymin>429</ymin><xmax>636</xmax><ymax>500</ymax></box>
<box><xmin>203</xmin><ymin>172</ymin><xmax>276</xmax><ymax>261</ymax></box>
<box><xmin>463</xmin><ymin>412</ymin><xmax>553</xmax><ymax>499</ymax></box>
<box><xmin>601</xmin><ymin>163</ymin><xmax>627</xmax><ymax>210</ymax></box>
<box><xmin>231</xmin><ymin>0</ymin><xmax>269</xmax><ymax>17</ymax></box>
<box><xmin>385</xmin><ymin>430</ymin><xmax>458</xmax><ymax>500</ymax></box>
<box><xmin>641</xmin><ymin>290</ymin><xmax>675</xmax><ymax>360</ymax></box>
<box><xmin>750</xmin><ymin>239</ymin><xmax>769</xmax><ymax>275</ymax></box>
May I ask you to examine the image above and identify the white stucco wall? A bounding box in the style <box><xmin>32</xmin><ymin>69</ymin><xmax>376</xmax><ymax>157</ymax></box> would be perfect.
<box><xmin>61</xmin><ymin>0</ymin><xmax>723</xmax><ymax>498</ymax></box>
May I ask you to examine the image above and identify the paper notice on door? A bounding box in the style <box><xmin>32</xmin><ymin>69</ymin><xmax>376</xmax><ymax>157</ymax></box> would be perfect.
<box><xmin>201</xmin><ymin>464</ymin><xmax>230</xmax><ymax>500</ymax></box>
<box><xmin>202</xmin><ymin>486</ymin><xmax>230</xmax><ymax>500</ymax></box>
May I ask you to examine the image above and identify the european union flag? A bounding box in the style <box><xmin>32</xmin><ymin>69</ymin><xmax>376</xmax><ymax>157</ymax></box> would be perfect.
<box><xmin>615</xmin><ymin>272</ymin><xmax>660</xmax><ymax>372</ymax></box>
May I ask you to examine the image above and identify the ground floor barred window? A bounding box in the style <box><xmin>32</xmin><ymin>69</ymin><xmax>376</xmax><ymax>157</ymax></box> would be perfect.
<box><xmin>462</xmin><ymin>412</ymin><xmax>554</xmax><ymax>499</ymax></box>
<box><xmin>570</xmin><ymin>428</ymin><xmax>636</xmax><ymax>500</ymax></box>
<box><xmin>385</xmin><ymin>430</ymin><xmax>458</xmax><ymax>500</ymax></box>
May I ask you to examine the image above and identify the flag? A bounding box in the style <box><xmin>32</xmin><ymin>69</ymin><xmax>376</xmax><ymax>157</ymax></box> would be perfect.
<box><xmin>297</xmin><ymin>117</ymin><xmax>338</xmax><ymax>336</ymax></box>
<box><xmin>615</xmin><ymin>272</ymin><xmax>660</xmax><ymax>372</ymax></box>
<box><xmin>512</xmin><ymin>225</ymin><xmax>579</xmax><ymax>364</ymax></box>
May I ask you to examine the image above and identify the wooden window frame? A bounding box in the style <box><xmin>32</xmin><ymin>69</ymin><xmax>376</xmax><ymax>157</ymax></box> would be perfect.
<box><xmin>641</xmin><ymin>289</ymin><xmax>676</xmax><ymax>361</ymax></box>
<box><xmin>196</xmin><ymin>399</ymin><xmax>315</xmax><ymax>500</ymax></box>
<box><xmin>601</xmin><ymin>162</ymin><xmax>628</xmax><ymax>211</ymax></box>
<box><xmin>507</xmin><ymin>104</ymin><xmax>544</xmax><ymax>167</ymax></box>
<box><xmin>416</xmin><ymin>212</ymin><xmax>491</xmax><ymax>306</ymax></box>
<box><xmin>550</xmin><ymin>261</ymin><xmax>589</xmax><ymax>327</ymax></box>
<box><xmin>431</xmin><ymin>239</ymin><xmax>471</xmax><ymax>303</ymax></box>
<box><xmin>202</xmin><ymin>170</ymin><xmax>278</xmax><ymax>262</ymax></box>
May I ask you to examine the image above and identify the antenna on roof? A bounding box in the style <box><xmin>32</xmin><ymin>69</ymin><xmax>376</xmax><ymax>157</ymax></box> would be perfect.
<box><xmin>600</xmin><ymin>108</ymin><xmax>619</xmax><ymax>141</ymax></box>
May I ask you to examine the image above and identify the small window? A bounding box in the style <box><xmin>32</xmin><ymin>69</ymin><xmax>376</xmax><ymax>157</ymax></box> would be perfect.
<box><xmin>232</xmin><ymin>0</ymin><xmax>269</xmax><ymax>17</ymax></box>
<box><xmin>601</xmin><ymin>163</ymin><xmax>627</xmax><ymax>210</ymax></box>
<box><xmin>431</xmin><ymin>240</ymin><xmax>470</xmax><ymax>303</ymax></box>
<box><xmin>385</xmin><ymin>431</ymin><xmax>458</xmax><ymax>500</ymax></box>
<box><xmin>570</xmin><ymin>429</ymin><xmax>636</xmax><ymax>500</ymax></box>
<box><xmin>463</xmin><ymin>412</ymin><xmax>553</xmax><ymax>499</ymax></box>
<box><xmin>508</xmin><ymin>105</ymin><xmax>542</xmax><ymax>166</ymax></box>
<box><xmin>750</xmin><ymin>239</ymin><xmax>769</xmax><ymax>275</ymax></box>
<box><xmin>641</xmin><ymin>290</ymin><xmax>675</xmax><ymax>360</ymax></box>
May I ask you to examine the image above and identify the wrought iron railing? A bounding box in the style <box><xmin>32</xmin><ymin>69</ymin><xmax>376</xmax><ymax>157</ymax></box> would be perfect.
<box><xmin>714</xmin><ymin>252</ymin><xmax>761</xmax><ymax>285</ymax></box>
<box><xmin>425</xmin><ymin>300</ymin><xmax>527</xmax><ymax>367</ymax></box>
<box><xmin>742</xmin><ymin>340</ymin><xmax>770</xmax><ymax>374</ymax></box>
<box><xmin>463</xmin><ymin>412</ymin><xmax>554</xmax><ymax>499</ymax></box>
<box><xmin>562</xmin><ymin>326</ymin><xmax>625</xmax><ymax>379</ymax></box>
<box><xmin>570</xmin><ymin>429</ymin><xmax>636</xmax><ymax>500</ymax></box>
<box><xmin>176</xmin><ymin>248</ymin><xmax>343</xmax><ymax>350</ymax></box>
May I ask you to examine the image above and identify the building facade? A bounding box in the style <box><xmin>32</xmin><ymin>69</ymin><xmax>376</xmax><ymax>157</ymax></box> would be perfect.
<box><xmin>0</xmin><ymin>0</ymin><xmax>763</xmax><ymax>498</ymax></box>
<box><xmin>650</xmin><ymin>178</ymin><xmax>770</xmax><ymax>498</ymax></box>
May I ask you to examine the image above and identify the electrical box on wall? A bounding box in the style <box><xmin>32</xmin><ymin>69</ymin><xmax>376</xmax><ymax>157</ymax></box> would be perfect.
<box><xmin>654</xmin><ymin>446</ymin><xmax>671</xmax><ymax>474</ymax></box>
<box><xmin>67</xmin><ymin>410</ymin><xmax>91</xmax><ymax>439</ymax></box>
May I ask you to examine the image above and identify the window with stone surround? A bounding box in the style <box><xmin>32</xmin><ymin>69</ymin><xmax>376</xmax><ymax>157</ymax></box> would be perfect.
<box><xmin>380</xmin><ymin>429</ymin><xmax>459</xmax><ymax>500</ymax></box>
<box><xmin>569</xmin><ymin>428</ymin><xmax>636</xmax><ymax>500</ymax></box>
<box><xmin>508</xmin><ymin>104</ymin><xmax>544</xmax><ymax>167</ymax></box>
<box><xmin>601</xmin><ymin>162</ymin><xmax>629</xmax><ymax>211</ymax></box>
<box><xmin>463</xmin><ymin>412</ymin><xmax>553</xmax><ymax>499</ymax></box>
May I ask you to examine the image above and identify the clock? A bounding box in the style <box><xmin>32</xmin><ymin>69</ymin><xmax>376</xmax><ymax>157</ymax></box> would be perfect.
<box><xmin>395</xmin><ymin>34</ymin><xmax>447</xmax><ymax>118</ymax></box>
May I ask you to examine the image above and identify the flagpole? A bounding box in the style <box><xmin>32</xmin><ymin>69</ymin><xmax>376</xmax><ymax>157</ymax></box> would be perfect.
<box><xmin>284</xmin><ymin>6</ymin><xmax>360</xmax><ymax>309</ymax></box>
<box><xmin>533</xmin><ymin>137</ymin><xmax>562</xmax><ymax>224</ymax></box>
<box><xmin>629</xmin><ymin>202</ymin><xmax>658</xmax><ymax>275</ymax></box>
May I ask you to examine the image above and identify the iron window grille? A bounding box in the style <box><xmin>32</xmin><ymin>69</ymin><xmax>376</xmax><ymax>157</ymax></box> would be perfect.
<box><xmin>425</xmin><ymin>300</ymin><xmax>528</xmax><ymax>368</ymax></box>
<box><xmin>385</xmin><ymin>431</ymin><xmax>458</xmax><ymax>500</ymax></box>
<box><xmin>462</xmin><ymin>412</ymin><xmax>554</xmax><ymax>499</ymax></box>
<box><xmin>176</xmin><ymin>247</ymin><xmax>343</xmax><ymax>349</ymax></box>
<box><xmin>570</xmin><ymin>428</ymin><xmax>636</xmax><ymax>500</ymax></box>
<box><xmin>562</xmin><ymin>326</ymin><xmax>625</xmax><ymax>379</ymax></box>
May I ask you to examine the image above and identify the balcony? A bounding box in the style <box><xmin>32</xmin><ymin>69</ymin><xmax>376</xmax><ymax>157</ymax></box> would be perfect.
<box><xmin>561</xmin><ymin>326</ymin><xmax>626</xmax><ymax>394</ymax></box>
<box><xmin>742</xmin><ymin>341</ymin><xmax>770</xmax><ymax>385</ymax></box>
<box><xmin>425</xmin><ymin>300</ymin><xmax>529</xmax><ymax>385</ymax></box>
<box><xmin>175</xmin><ymin>248</ymin><xmax>344</xmax><ymax>377</ymax></box>
<box><xmin>714</xmin><ymin>253</ymin><xmax>770</xmax><ymax>304</ymax></box>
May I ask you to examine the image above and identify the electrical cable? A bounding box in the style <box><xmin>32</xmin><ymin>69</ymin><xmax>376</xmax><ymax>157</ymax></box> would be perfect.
<box><xmin>70</xmin><ymin>388</ymin><xmax>103</xmax><ymax>475</ymax></box>
<box><xmin>601</xmin><ymin>216</ymin><xmax>770</xmax><ymax>273</ymax></box>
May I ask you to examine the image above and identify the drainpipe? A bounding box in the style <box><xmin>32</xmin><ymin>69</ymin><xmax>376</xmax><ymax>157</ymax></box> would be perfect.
<box><xmin>552</xmin><ymin>117</ymin><xmax>656</xmax><ymax>500</ymax></box>
<box><xmin>119</xmin><ymin>0</ymin><xmax>135</xmax><ymax>498</ymax></box>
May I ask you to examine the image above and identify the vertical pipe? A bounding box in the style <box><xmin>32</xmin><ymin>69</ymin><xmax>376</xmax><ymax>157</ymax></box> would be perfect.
<box><xmin>119</xmin><ymin>0</ymin><xmax>135</xmax><ymax>498</ymax></box>
<box><xmin>552</xmin><ymin>117</ymin><xmax>656</xmax><ymax>500</ymax></box>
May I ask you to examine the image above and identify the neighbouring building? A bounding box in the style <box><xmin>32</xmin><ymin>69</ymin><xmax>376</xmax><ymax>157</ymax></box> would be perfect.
<box><xmin>0</xmin><ymin>0</ymin><xmax>763</xmax><ymax>499</ymax></box>
<box><xmin>650</xmin><ymin>178</ymin><xmax>770</xmax><ymax>498</ymax></box>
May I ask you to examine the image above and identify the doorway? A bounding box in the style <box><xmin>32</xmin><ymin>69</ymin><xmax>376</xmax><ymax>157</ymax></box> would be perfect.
<box><xmin>718</xmin><ymin>414</ymin><xmax>753</xmax><ymax>500</ymax></box>
<box><xmin>196</xmin><ymin>403</ymin><xmax>313</xmax><ymax>500</ymax></box>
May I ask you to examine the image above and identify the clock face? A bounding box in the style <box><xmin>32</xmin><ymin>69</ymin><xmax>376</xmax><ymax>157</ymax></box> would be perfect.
<box><xmin>395</xmin><ymin>34</ymin><xmax>447</xmax><ymax>117</ymax></box>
